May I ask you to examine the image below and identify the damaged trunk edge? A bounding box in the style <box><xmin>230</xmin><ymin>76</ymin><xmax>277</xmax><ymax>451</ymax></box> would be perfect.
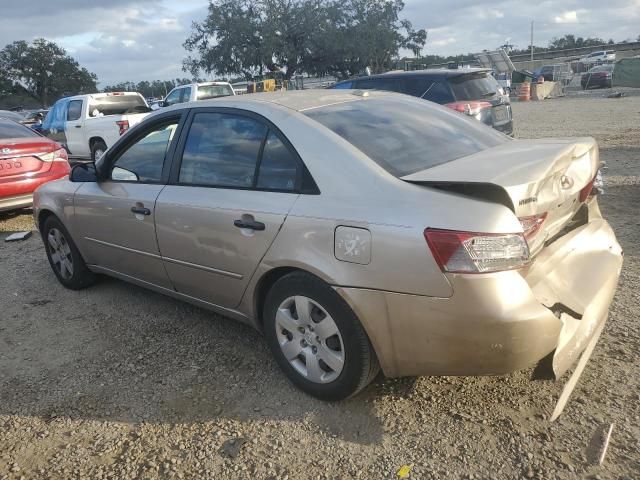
<box><xmin>403</xmin><ymin>138</ymin><xmax>622</xmax><ymax>385</ymax></box>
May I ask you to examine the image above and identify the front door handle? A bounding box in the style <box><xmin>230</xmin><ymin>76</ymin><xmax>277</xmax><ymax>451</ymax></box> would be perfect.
<box><xmin>131</xmin><ymin>206</ymin><xmax>151</xmax><ymax>216</ymax></box>
<box><xmin>234</xmin><ymin>219</ymin><xmax>265</xmax><ymax>231</ymax></box>
<box><xmin>74</xmin><ymin>125</ymin><xmax>82</xmax><ymax>128</ymax></box>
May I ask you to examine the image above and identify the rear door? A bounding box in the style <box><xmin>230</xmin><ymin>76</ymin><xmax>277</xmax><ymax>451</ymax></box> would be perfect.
<box><xmin>155</xmin><ymin>108</ymin><xmax>301</xmax><ymax>308</ymax></box>
<box><xmin>73</xmin><ymin>113</ymin><xmax>185</xmax><ymax>287</ymax></box>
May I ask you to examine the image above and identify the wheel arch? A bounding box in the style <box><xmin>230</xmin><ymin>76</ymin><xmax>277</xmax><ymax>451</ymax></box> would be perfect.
<box><xmin>252</xmin><ymin>266</ymin><xmax>332</xmax><ymax>332</ymax></box>
<box><xmin>37</xmin><ymin>209</ymin><xmax>58</xmax><ymax>237</ymax></box>
<box><xmin>89</xmin><ymin>136</ymin><xmax>106</xmax><ymax>150</ymax></box>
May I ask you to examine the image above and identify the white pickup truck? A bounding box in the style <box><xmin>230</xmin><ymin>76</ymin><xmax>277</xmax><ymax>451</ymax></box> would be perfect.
<box><xmin>41</xmin><ymin>92</ymin><xmax>152</xmax><ymax>161</ymax></box>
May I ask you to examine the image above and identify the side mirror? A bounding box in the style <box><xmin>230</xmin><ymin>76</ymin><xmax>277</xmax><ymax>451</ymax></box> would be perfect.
<box><xmin>70</xmin><ymin>163</ymin><xmax>98</xmax><ymax>182</ymax></box>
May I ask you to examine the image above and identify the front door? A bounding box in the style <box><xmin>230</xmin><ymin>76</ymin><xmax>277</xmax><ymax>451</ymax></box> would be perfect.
<box><xmin>74</xmin><ymin>116</ymin><xmax>182</xmax><ymax>288</ymax></box>
<box><xmin>155</xmin><ymin>110</ymin><xmax>302</xmax><ymax>308</ymax></box>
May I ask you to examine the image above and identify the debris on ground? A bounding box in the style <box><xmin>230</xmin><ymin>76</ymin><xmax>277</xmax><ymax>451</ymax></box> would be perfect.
<box><xmin>4</xmin><ymin>231</ymin><xmax>32</xmax><ymax>242</ymax></box>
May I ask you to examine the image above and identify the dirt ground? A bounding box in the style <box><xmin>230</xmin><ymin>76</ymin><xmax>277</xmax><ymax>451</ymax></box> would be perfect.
<box><xmin>1</xmin><ymin>96</ymin><xmax>639</xmax><ymax>480</ymax></box>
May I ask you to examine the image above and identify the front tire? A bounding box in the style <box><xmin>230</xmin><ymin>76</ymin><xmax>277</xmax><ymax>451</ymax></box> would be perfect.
<box><xmin>264</xmin><ymin>272</ymin><xmax>379</xmax><ymax>400</ymax></box>
<box><xmin>43</xmin><ymin>216</ymin><xmax>96</xmax><ymax>290</ymax></box>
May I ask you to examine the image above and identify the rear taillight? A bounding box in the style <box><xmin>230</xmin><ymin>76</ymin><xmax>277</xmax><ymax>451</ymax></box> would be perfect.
<box><xmin>424</xmin><ymin>229</ymin><xmax>530</xmax><ymax>274</ymax></box>
<box><xmin>445</xmin><ymin>101</ymin><xmax>492</xmax><ymax>116</ymax></box>
<box><xmin>116</xmin><ymin>120</ymin><xmax>130</xmax><ymax>136</ymax></box>
<box><xmin>518</xmin><ymin>213</ymin><xmax>547</xmax><ymax>241</ymax></box>
<box><xmin>38</xmin><ymin>147</ymin><xmax>68</xmax><ymax>163</ymax></box>
<box><xmin>579</xmin><ymin>175</ymin><xmax>597</xmax><ymax>202</ymax></box>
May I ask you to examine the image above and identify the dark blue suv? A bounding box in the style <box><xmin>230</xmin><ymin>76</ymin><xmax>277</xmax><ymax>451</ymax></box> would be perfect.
<box><xmin>331</xmin><ymin>69</ymin><xmax>513</xmax><ymax>135</ymax></box>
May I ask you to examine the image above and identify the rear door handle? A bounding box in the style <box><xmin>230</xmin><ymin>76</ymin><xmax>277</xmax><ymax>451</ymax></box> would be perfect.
<box><xmin>131</xmin><ymin>206</ymin><xmax>151</xmax><ymax>216</ymax></box>
<box><xmin>74</xmin><ymin>125</ymin><xmax>82</xmax><ymax>128</ymax></box>
<box><xmin>234</xmin><ymin>219</ymin><xmax>265</xmax><ymax>231</ymax></box>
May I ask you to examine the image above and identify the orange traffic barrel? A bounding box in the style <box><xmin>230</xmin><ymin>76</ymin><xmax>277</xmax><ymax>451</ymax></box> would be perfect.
<box><xmin>518</xmin><ymin>82</ymin><xmax>531</xmax><ymax>101</ymax></box>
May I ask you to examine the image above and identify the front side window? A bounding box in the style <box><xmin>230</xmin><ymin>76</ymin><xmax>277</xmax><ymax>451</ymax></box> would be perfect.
<box><xmin>256</xmin><ymin>131</ymin><xmax>298</xmax><ymax>191</ymax></box>
<box><xmin>110</xmin><ymin>121</ymin><xmax>178</xmax><ymax>182</ymax></box>
<box><xmin>179</xmin><ymin>112</ymin><xmax>267</xmax><ymax>188</ymax></box>
<box><xmin>67</xmin><ymin>100</ymin><xmax>83</xmax><ymax>121</ymax></box>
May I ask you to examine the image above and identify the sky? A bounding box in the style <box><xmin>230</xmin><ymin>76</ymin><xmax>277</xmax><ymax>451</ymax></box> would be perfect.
<box><xmin>1</xmin><ymin>0</ymin><xmax>639</xmax><ymax>87</ymax></box>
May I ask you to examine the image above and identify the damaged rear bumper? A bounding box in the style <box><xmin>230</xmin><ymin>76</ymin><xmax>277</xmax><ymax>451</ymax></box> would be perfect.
<box><xmin>336</xmin><ymin>203</ymin><xmax>622</xmax><ymax>378</ymax></box>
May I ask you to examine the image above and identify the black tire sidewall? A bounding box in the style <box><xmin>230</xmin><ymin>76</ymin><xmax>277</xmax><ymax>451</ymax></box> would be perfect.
<box><xmin>43</xmin><ymin>216</ymin><xmax>94</xmax><ymax>290</ymax></box>
<box><xmin>91</xmin><ymin>140</ymin><xmax>107</xmax><ymax>163</ymax></box>
<box><xmin>264</xmin><ymin>273</ymin><xmax>374</xmax><ymax>401</ymax></box>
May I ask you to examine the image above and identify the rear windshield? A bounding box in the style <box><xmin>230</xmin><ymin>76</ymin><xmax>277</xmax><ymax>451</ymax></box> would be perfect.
<box><xmin>449</xmin><ymin>73</ymin><xmax>500</xmax><ymax>100</ymax></box>
<box><xmin>304</xmin><ymin>97</ymin><xmax>508</xmax><ymax>176</ymax></box>
<box><xmin>89</xmin><ymin>95</ymin><xmax>150</xmax><ymax>116</ymax></box>
<box><xmin>197</xmin><ymin>84</ymin><xmax>234</xmax><ymax>100</ymax></box>
<box><xmin>0</xmin><ymin>120</ymin><xmax>38</xmax><ymax>140</ymax></box>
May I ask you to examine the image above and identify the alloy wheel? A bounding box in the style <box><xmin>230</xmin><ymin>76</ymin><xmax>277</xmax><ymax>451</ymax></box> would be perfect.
<box><xmin>275</xmin><ymin>295</ymin><xmax>345</xmax><ymax>383</ymax></box>
<box><xmin>48</xmin><ymin>228</ymin><xmax>74</xmax><ymax>280</ymax></box>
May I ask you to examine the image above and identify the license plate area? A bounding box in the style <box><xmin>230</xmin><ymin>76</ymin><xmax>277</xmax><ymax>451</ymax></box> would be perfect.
<box><xmin>492</xmin><ymin>105</ymin><xmax>509</xmax><ymax>124</ymax></box>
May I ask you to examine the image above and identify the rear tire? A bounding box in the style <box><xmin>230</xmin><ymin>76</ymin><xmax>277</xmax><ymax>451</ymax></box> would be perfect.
<box><xmin>43</xmin><ymin>216</ymin><xmax>96</xmax><ymax>290</ymax></box>
<box><xmin>263</xmin><ymin>272</ymin><xmax>379</xmax><ymax>400</ymax></box>
<box><xmin>91</xmin><ymin>140</ymin><xmax>107</xmax><ymax>162</ymax></box>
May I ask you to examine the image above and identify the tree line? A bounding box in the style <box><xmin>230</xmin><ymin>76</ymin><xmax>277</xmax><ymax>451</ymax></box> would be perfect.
<box><xmin>183</xmin><ymin>0</ymin><xmax>427</xmax><ymax>81</ymax></box>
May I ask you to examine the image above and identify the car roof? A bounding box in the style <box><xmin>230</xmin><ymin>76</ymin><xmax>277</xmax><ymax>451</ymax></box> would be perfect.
<box><xmin>160</xmin><ymin>89</ymin><xmax>400</xmax><ymax>114</ymax></box>
<box><xmin>336</xmin><ymin>68</ymin><xmax>491</xmax><ymax>83</ymax></box>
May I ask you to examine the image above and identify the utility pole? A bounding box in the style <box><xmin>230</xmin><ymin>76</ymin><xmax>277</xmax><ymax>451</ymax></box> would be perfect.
<box><xmin>530</xmin><ymin>20</ymin><xmax>534</xmax><ymax>62</ymax></box>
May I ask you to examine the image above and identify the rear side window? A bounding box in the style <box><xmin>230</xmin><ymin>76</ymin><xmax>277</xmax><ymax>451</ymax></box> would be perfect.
<box><xmin>197</xmin><ymin>84</ymin><xmax>234</xmax><ymax>100</ymax></box>
<box><xmin>333</xmin><ymin>81</ymin><xmax>352</xmax><ymax>89</ymax></box>
<box><xmin>0</xmin><ymin>120</ymin><xmax>38</xmax><ymax>139</ymax></box>
<box><xmin>179</xmin><ymin>112</ymin><xmax>267</xmax><ymax>188</ymax></box>
<box><xmin>256</xmin><ymin>131</ymin><xmax>298</xmax><ymax>190</ymax></box>
<box><xmin>67</xmin><ymin>100</ymin><xmax>83</xmax><ymax>121</ymax></box>
<box><xmin>181</xmin><ymin>87</ymin><xmax>192</xmax><ymax>103</ymax></box>
<box><xmin>355</xmin><ymin>77</ymin><xmax>401</xmax><ymax>92</ymax></box>
<box><xmin>449</xmin><ymin>73</ymin><xmax>499</xmax><ymax>101</ymax></box>
<box><xmin>423</xmin><ymin>81</ymin><xmax>454</xmax><ymax>104</ymax></box>
<box><xmin>400</xmin><ymin>77</ymin><xmax>432</xmax><ymax>98</ymax></box>
<box><xmin>305</xmin><ymin>97</ymin><xmax>508</xmax><ymax>177</ymax></box>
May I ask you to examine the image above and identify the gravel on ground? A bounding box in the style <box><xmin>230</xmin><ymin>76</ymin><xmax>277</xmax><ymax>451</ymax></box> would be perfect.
<box><xmin>1</xmin><ymin>95</ymin><xmax>639</xmax><ymax>479</ymax></box>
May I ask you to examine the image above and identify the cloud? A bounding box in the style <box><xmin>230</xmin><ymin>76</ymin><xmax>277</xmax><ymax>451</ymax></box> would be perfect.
<box><xmin>1</xmin><ymin>1</ymin><xmax>639</xmax><ymax>86</ymax></box>
<box><xmin>553</xmin><ymin>11</ymin><xmax>579</xmax><ymax>24</ymax></box>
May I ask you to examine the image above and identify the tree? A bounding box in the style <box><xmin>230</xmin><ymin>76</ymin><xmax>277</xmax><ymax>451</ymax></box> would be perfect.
<box><xmin>183</xmin><ymin>0</ymin><xmax>425</xmax><ymax>80</ymax></box>
<box><xmin>548</xmin><ymin>34</ymin><xmax>608</xmax><ymax>50</ymax></box>
<box><xmin>0</xmin><ymin>39</ymin><xmax>97</xmax><ymax>107</ymax></box>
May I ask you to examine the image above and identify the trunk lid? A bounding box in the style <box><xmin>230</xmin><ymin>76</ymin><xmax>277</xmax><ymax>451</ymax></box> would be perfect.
<box><xmin>0</xmin><ymin>139</ymin><xmax>58</xmax><ymax>178</ymax></box>
<box><xmin>401</xmin><ymin>137</ymin><xmax>600</xmax><ymax>254</ymax></box>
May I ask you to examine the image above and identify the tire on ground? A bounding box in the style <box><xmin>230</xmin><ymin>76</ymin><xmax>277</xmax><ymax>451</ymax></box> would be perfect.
<box><xmin>263</xmin><ymin>271</ymin><xmax>380</xmax><ymax>400</ymax></box>
<box><xmin>42</xmin><ymin>215</ymin><xmax>96</xmax><ymax>290</ymax></box>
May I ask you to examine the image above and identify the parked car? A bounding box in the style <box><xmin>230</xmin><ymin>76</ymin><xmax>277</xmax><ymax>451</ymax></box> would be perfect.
<box><xmin>581</xmin><ymin>64</ymin><xmax>615</xmax><ymax>89</ymax></box>
<box><xmin>536</xmin><ymin>64</ymin><xmax>572</xmax><ymax>84</ymax></box>
<box><xmin>20</xmin><ymin>109</ymin><xmax>49</xmax><ymax>127</ymax></box>
<box><xmin>33</xmin><ymin>90</ymin><xmax>621</xmax><ymax>400</ymax></box>
<box><xmin>159</xmin><ymin>82</ymin><xmax>236</xmax><ymax>108</ymax></box>
<box><xmin>579</xmin><ymin>50</ymin><xmax>616</xmax><ymax>66</ymax></box>
<box><xmin>41</xmin><ymin>92</ymin><xmax>152</xmax><ymax>162</ymax></box>
<box><xmin>331</xmin><ymin>69</ymin><xmax>513</xmax><ymax>135</ymax></box>
<box><xmin>0</xmin><ymin>110</ymin><xmax>27</xmax><ymax>123</ymax></box>
<box><xmin>0</xmin><ymin>118</ymin><xmax>69</xmax><ymax>212</ymax></box>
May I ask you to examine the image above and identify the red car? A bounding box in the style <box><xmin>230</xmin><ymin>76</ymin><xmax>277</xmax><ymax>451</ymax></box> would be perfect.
<box><xmin>0</xmin><ymin>118</ymin><xmax>70</xmax><ymax>212</ymax></box>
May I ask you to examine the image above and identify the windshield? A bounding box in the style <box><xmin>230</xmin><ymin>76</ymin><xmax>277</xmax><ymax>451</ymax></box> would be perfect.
<box><xmin>448</xmin><ymin>73</ymin><xmax>500</xmax><ymax>100</ymax></box>
<box><xmin>305</xmin><ymin>97</ymin><xmax>508</xmax><ymax>177</ymax></box>
<box><xmin>89</xmin><ymin>95</ymin><xmax>150</xmax><ymax>116</ymax></box>
<box><xmin>0</xmin><ymin>119</ymin><xmax>39</xmax><ymax>140</ymax></box>
<box><xmin>197</xmin><ymin>84</ymin><xmax>234</xmax><ymax>100</ymax></box>
<box><xmin>589</xmin><ymin>65</ymin><xmax>614</xmax><ymax>73</ymax></box>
